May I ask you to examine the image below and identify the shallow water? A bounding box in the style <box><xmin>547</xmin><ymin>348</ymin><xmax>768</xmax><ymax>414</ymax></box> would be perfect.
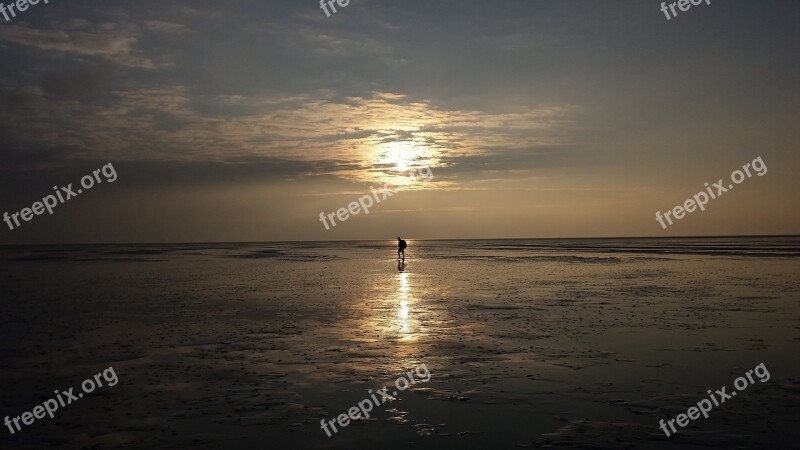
<box><xmin>0</xmin><ymin>237</ymin><xmax>798</xmax><ymax>448</ymax></box>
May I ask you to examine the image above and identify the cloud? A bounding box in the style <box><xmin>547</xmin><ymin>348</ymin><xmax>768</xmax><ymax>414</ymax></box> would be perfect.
<box><xmin>0</xmin><ymin>23</ymin><xmax>154</xmax><ymax>68</ymax></box>
<box><xmin>0</xmin><ymin>86</ymin><xmax>579</xmax><ymax>187</ymax></box>
<box><xmin>144</xmin><ymin>20</ymin><xmax>191</xmax><ymax>35</ymax></box>
<box><xmin>41</xmin><ymin>64</ymin><xmax>117</xmax><ymax>100</ymax></box>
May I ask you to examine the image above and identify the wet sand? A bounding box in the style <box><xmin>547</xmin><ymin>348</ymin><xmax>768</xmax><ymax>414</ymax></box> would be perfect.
<box><xmin>0</xmin><ymin>238</ymin><xmax>798</xmax><ymax>449</ymax></box>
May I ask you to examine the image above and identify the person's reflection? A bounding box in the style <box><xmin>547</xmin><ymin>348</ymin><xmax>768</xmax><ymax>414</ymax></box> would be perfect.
<box><xmin>398</xmin><ymin>259</ymin><xmax>405</xmax><ymax>272</ymax></box>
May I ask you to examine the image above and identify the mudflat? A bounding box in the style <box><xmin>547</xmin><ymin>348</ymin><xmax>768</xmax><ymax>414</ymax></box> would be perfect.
<box><xmin>0</xmin><ymin>237</ymin><xmax>798</xmax><ymax>449</ymax></box>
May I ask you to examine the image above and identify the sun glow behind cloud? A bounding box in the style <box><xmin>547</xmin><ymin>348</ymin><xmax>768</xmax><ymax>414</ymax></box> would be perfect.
<box><xmin>0</xmin><ymin>87</ymin><xmax>578</xmax><ymax>189</ymax></box>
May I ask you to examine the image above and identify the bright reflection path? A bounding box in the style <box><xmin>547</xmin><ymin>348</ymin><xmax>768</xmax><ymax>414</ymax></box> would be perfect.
<box><xmin>397</xmin><ymin>271</ymin><xmax>414</xmax><ymax>340</ymax></box>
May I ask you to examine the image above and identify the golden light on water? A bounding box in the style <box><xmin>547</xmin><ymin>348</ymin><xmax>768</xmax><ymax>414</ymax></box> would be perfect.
<box><xmin>342</xmin><ymin>247</ymin><xmax>428</xmax><ymax>346</ymax></box>
<box><xmin>399</xmin><ymin>271</ymin><xmax>409</xmax><ymax>297</ymax></box>
<box><xmin>397</xmin><ymin>271</ymin><xmax>414</xmax><ymax>340</ymax></box>
<box><xmin>399</xmin><ymin>300</ymin><xmax>409</xmax><ymax>333</ymax></box>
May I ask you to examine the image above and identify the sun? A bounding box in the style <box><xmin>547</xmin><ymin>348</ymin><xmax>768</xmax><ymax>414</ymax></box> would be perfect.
<box><xmin>382</xmin><ymin>141</ymin><xmax>416</xmax><ymax>173</ymax></box>
<box><xmin>370</xmin><ymin>139</ymin><xmax>437</xmax><ymax>186</ymax></box>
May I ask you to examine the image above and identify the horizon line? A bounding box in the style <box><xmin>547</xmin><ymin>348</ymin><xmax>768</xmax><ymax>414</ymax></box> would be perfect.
<box><xmin>1</xmin><ymin>233</ymin><xmax>798</xmax><ymax>247</ymax></box>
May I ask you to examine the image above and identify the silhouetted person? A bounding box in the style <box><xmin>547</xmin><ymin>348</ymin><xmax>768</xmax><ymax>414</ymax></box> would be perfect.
<box><xmin>397</xmin><ymin>237</ymin><xmax>407</xmax><ymax>261</ymax></box>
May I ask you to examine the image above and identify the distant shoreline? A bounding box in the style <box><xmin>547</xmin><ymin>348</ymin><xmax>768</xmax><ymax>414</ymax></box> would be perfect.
<box><xmin>2</xmin><ymin>234</ymin><xmax>799</xmax><ymax>247</ymax></box>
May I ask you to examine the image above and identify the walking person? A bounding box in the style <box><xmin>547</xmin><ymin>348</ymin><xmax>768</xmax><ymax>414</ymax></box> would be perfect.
<box><xmin>397</xmin><ymin>237</ymin><xmax>407</xmax><ymax>261</ymax></box>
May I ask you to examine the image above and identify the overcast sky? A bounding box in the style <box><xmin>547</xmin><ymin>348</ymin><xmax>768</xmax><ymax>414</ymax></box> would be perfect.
<box><xmin>0</xmin><ymin>0</ymin><xmax>798</xmax><ymax>243</ymax></box>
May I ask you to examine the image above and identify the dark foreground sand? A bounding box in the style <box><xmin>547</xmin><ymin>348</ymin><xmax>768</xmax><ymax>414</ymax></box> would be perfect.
<box><xmin>0</xmin><ymin>238</ymin><xmax>798</xmax><ymax>449</ymax></box>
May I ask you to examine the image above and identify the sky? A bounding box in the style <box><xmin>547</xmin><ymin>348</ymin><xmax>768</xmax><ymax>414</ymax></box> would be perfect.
<box><xmin>0</xmin><ymin>0</ymin><xmax>798</xmax><ymax>243</ymax></box>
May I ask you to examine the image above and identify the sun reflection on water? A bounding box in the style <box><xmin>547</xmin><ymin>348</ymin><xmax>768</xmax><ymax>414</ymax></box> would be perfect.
<box><xmin>397</xmin><ymin>271</ymin><xmax>414</xmax><ymax>340</ymax></box>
